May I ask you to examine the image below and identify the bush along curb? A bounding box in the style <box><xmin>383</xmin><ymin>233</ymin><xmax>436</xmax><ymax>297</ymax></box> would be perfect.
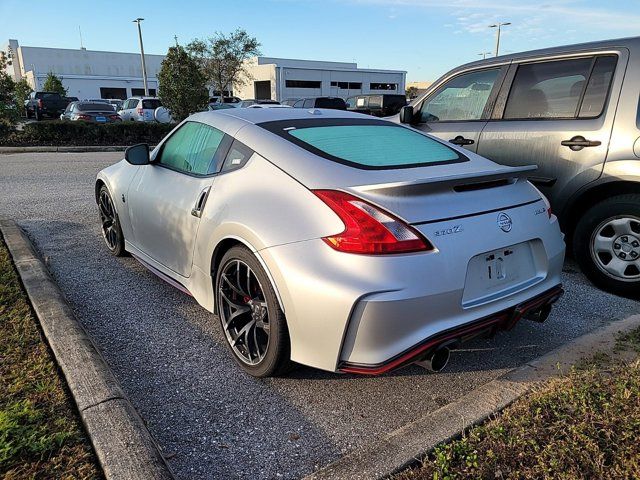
<box><xmin>0</xmin><ymin>219</ymin><xmax>174</xmax><ymax>480</ymax></box>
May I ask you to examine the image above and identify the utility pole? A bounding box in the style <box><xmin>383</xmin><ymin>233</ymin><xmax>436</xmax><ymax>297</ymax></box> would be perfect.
<box><xmin>478</xmin><ymin>52</ymin><xmax>492</xmax><ymax>60</ymax></box>
<box><xmin>488</xmin><ymin>22</ymin><xmax>511</xmax><ymax>57</ymax></box>
<box><xmin>174</xmin><ymin>35</ymin><xmax>179</xmax><ymax>47</ymax></box>
<box><xmin>133</xmin><ymin>18</ymin><xmax>149</xmax><ymax>96</ymax></box>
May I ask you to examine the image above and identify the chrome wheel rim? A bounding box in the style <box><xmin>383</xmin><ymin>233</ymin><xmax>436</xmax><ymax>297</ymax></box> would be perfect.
<box><xmin>218</xmin><ymin>259</ymin><xmax>270</xmax><ymax>365</ymax></box>
<box><xmin>590</xmin><ymin>215</ymin><xmax>640</xmax><ymax>282</ymax></box>
<box><xmin>98</xmin><ymin>190</ymin><xmax>119</xmax><ymax>251</ymax></box>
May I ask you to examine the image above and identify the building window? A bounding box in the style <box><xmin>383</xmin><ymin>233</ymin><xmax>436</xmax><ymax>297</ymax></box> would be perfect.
<box><xmin>370</xmin><ymin>83</ymin><xmax>397</xmax><ymax>91</ymax></box>
<box><xmin>331</xmin><ymin>81</ymin><xmax>362</xmax><ymax>89</ymax></box>
<box><xmin>100</xmin><ymin>87</ymin><xmax>127</xmax><ymax>100</ymax></box>
<box><xmin>131</xmin><ymin>88</ymin><xmax>157</xmax><ymax>96</ymax></box>
<box><xmin>285</xmin><ymin>80</ymin><xmax>322</xmax><ymax>89</ymax></box>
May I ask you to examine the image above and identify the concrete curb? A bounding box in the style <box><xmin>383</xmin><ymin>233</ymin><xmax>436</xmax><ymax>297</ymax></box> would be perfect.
<box><xmin>306</xmin><ymin>313</ymin><xmax>640</xmax><ymax>480</ymax></box>
<box><xmin>0</xmin><ymin>219</ymin><xmax>174</xmax><ymax>480</ymax></box>
<box><xmin>0</xmin><ymin>146</ymin><xmax>132</xmax><ymax>153</ymax></box>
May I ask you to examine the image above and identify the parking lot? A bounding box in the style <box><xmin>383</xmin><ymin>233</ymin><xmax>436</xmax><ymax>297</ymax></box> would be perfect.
<box><xmin>1</xmin><ymin>151</ymin><xmax>638</xmax><ymax>479</ymax></box>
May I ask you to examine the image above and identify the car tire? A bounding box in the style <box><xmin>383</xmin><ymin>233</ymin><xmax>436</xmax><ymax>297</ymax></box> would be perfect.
<box><xmin>97</xmin><ymin>185</ymin><xmax>126</xmax><ymax>257</ymax></box>
<box><xmin>26</xmin><ymin>108</ymin><xmax>32</xmax><ymax>119</ymax></box>
<box><xmin>573</xmin><ymin>194</ymin><xmax>640</xmax><ymax>298</ymax></box>
<box><xmin>216</xmin><ymin>245</ymin><xmax>293</xmax><ymax>377</ymax></box>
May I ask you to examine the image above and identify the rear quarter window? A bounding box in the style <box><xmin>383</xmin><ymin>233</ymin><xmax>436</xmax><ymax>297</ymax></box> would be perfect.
<box><xmin>142</xmin><ymin>99</ymin><xmax>162</xmax><ymax>109</ymax></box>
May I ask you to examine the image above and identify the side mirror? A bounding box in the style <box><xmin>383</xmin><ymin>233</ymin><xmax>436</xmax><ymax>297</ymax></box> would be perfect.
<box><xmin>125</xmin><ymin>143</ymin><xmax>150</xmax><ymax>165</ymax></box>
<box><xmin>399</xmin><ymin>105</ymin><xmax>414</xmax><ymax>124</ymax></box>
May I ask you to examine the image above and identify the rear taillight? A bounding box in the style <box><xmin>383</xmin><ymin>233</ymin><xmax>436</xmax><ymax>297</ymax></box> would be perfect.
<box><xmin>109</xmin><ymin>114</ymin><xmax>120</xmax><ymax>121</ymax></box>
<box><xmin>37</xmin><ymin>99</ymin><xmax>43</xmax><ymax>108</ymax></box>
<box><xmin>313</xmin><ymin>190</ymin><xmax>434</xmax><ymax>254</ymax></box>
<box><xmin>137</xmin><ymin>106</ymin><xmax>144</xmax><ymax>115</ymax></box>
<box><xmin>77</xmin><ymin>114</ymin><xmax>91</xmax><ymax>120</ymax></box>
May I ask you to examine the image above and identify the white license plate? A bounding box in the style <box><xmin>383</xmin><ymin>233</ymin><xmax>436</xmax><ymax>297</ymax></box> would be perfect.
<box><xmin>462</xmin><ymin>241</ymin><xmax>541</xmax><ymax>307</ymax></box>
<box><xmin>95</xmin><ymin>116</ymin><xmax>106</xmax><ymax>122</ymax></box>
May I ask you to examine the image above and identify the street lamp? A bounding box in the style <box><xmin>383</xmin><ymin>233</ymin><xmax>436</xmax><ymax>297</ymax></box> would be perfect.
<box><xmin>488</xmin><ymin>22</ymin><xmax>511</xmax><ymax>57</ymax></box>
<box><xmin>478</xmin><ymin>52</ymin><xmax>492</xmax><ymax>60</ymax></box>
<box><xmin>133</xmin><ymin>18</ymin><xmax>149</xmax><ymax>96</ymax></box>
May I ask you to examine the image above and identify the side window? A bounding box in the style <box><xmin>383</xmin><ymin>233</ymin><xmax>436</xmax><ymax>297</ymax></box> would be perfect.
<box><xmin>420</xmin><ymin>68</ymin><xmax>500</xmax><ymax>122</ymax></box>
<box><xmin>158</xmin><ymin>122</ymin><xmax>224</xmax><ymax>175</ymax></box>
<box><xmin>579</xmin><ymin>56</ymin><xmax>617</xmax><ymax>118</ymax></box>
<box><xmin>293</xmin><ymin>99</ymin><xmax>304</xmax><ymax>108</ymax></box>
<box><xmin>503</xmin><ymin>56</ymin><xmax>616</xmax><ymax>120</ymax></box>
<box><xmin>221</xmin><ymin>140</ymin><xmax>254</xmax><ymax>173</ymax></box>
<box><xmin>303</xmin><ymin>98</ymin><xmax>315</xmax><ymax>108</ymax></box>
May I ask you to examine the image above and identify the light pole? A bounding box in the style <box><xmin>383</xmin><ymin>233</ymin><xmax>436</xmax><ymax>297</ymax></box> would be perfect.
<box><xmin>478</xmin><ymin>52</ymin><xmax>492</xmax><ymax>60</ymax></box>
<box><xmin>488</xmin><ymin>22</ymin><xmax>511</xmax><ymax>57</ymax></box>
<box><xmin>133</xmin><ymin>18</ymin><xmax>149</xmax><ymax>96</ymax></box>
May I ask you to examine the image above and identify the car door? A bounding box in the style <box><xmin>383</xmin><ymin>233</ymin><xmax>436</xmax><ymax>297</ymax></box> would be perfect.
<box><xmin>119</xmin><ymin>100</ymin><xmax>131</xmax><ymax>120</ymax></box>
<box><xmin>412</xmin><ymin>66</ymin><xmax>507</xmax><ymax>152</ymax></box>
<box><xmin>477</xmin><ymin>52</ymin><xmax>625</xmax><ymax>205</ymax></box>
<box><xmin>127</xmin><ymin>121</ymin><xmax>230</xmax><ymax>277</ymax></box>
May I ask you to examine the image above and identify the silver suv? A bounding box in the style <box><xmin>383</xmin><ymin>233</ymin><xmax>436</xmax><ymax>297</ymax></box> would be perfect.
<box><xmin>118</xmin><ymin>96</ymin><xmax>163</xmax><ymax>122</ymax></box>
<box><xmin>399</xmin><ymin>36</ymin><xmax>640</xmax><ymax>297</ymax></box>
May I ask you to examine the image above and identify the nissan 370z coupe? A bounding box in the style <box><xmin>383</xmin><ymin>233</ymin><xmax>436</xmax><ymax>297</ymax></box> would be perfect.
<box><xmin>96</xmin><ymin>108</ymin><xmax>565</xmax><ymax>377</ymax></box>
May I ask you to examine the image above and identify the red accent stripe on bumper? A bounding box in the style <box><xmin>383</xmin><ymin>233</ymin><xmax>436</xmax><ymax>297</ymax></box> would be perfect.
<box><xmin>338</xmin><ymin>285</ymin><xmax>564</xmax><ymax>376</ymax></box>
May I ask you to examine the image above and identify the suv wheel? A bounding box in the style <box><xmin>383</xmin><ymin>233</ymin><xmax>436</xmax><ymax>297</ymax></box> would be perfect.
<box><xmin>574</xmin><ymin>194</ymin><xmax>640</xmax><ymax>298</ymax></box>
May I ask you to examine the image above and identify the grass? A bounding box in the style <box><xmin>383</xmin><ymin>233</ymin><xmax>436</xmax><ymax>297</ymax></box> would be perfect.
<box><xmin>395</xmin><ymin>328</ymin><xmax>640</xmax><ymax>480</ymax></box>
<box><xmin>0</xmin><ymin>240</ymin><xmax>101</xmax><ymax>479</ymax></box>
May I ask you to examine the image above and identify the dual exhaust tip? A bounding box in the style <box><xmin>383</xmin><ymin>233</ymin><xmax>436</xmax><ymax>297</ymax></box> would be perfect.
<box><xmin>415</xmin><ymin>304</ymin><xmax>553</xmax><ymax>373</ymax></box>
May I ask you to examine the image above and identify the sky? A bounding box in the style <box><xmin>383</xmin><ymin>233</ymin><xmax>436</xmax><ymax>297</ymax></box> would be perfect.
<box><xmin>1</xmin><ymin>0</ymin><xmax>637</xmax><ymax>82</ymax></box>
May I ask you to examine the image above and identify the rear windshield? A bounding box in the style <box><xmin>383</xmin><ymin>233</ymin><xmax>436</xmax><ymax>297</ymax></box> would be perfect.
<box><xmin>315</xmin><ymin>98</ymin><xmax>346</xmax><ymax>109</ymax></box>
<box><xmin>36</xmin><ymin>92</ymin><xmax>61</xmax><ymax>99</ymax></box>
<box><xmin>142</xmin><ymin>99</ymin><xmax>162</xmax><ymax>109</ymax></box>
<box><xmin>79</xmin><ymin>103</ymin><xmax>115</xmax><ymax>111</ymax></box>
<box><xmin>260</xmin><ymin>119</ymin><xmax>465</xmax><ymax>169</ymax></box>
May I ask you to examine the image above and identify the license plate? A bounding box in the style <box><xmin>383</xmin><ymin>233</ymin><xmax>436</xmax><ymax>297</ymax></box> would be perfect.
<box><xmin>96</xmin><ymin>116</ymin><xmax>106</xmax><ymax>122</ymax></box>
<box><xmin>462</xmin><ymin>241</ymin><xmax>541</xmax><ymax>307</ymax></box>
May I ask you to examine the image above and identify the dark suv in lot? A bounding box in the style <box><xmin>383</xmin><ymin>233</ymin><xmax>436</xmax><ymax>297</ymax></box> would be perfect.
<box><xmin>398</xmin><ymin>36</ymin><xmax>640</xmax><ymax>297</ymax></box>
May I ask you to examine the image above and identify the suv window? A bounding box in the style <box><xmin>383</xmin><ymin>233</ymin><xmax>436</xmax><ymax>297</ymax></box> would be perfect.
<box><xmin>503</xmin><ymin>56</ymin><xmax>616</xmax><ymax>120</ymax></box>
<box><xmin>158</xmin><ymin>122</ymin><xmax>225</xmax><ymax>175</ymax></box>
<box><xmin>142</xmin><ymin>99</ymin><xmax>162</xmax><ymax>110</ymax></box>
<box><xmin>314</xmin><ymin>97</ymin><xmax>347</xmax><ymax>109</ymax></box>
<box><xmin>420</xmin><ymin>68</ymin><xmax>500</xmax><ymax>122</ymax></box>
<box><xmin>303</xmin><ymin>99</ymin><xmax>314</xmax><ymax>108</ymax></box>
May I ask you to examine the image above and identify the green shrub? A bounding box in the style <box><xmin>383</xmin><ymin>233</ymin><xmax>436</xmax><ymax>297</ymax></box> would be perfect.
<box><xmin>0</xmin><ymin>118</ymin><xmax>15</xmax><ymax>140</ymax></box>
<box><xmin>0</xmin><ymin>120</ymin><xmax>174</xmax><ymax>146</ymax></box>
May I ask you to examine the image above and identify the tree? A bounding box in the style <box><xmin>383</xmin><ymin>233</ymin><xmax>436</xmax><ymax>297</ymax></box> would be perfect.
<box><xmin>42</xmin><ymin>72</ymin><xmax>67</xmax><ymax>96</ymax></box>
<box><xmin>186</xmin><ymin>29</ymin><xmax>260</xmax><ymax>101</ymax></box>
<box><xmin>158</xmin><ymin>45</ymin><xmax>209</xmax><ymax>121</ymax></box>
<box><xmin>13</xmin><ymin>78</ymin><xmax>32</xmax><ymax>111</ymax></box>
<box><xmin>0</xmin><ymin>55</ymin><xmax>17</xmax><ymax>122</ymax></box>
<box><xmin>406</xmin><ymin>86</ymin><xmax>419</xmax><ymax>99</ymax></box>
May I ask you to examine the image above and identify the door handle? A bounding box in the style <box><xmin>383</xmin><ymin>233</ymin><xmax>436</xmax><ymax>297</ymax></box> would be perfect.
<box><xmin>561</xmin><ymin>135</ymin><xmax>601</xmax><ymax>151</ymax></box>
<box><xmin>449</xmin><ymin>135</ymin><xmax>475</xmax><ymax>146</ymax></box>
<box><xmin>191</xmin><ymin>186</ymin><xmax>211</xmax><ymax>218</ymax></box>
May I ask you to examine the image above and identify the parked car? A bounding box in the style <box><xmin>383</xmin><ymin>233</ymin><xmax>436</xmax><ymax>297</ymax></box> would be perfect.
<box><xmin>108</xmin><ymin>99</ymin><xmax>124</xmax><ymax>111</ymax></box>
<box><xmin>292</xmin><ymin>97</ymin><xmax>347</xmax><ymax>110</ymax></box>
<box><xmin>60</xmin><ymin>101</ymin><xmax>121</xmax><ymax>123</ymax></box>
<box><xmin>235</xmin><ymin>99</ymin><xmax>281</xmax><ymax>108</ymax></box>
<box><xmin>208</xmin><ymin>103</ymin><xmax>237</xmax><ymax>111</ymax></box>
<box><xmin>209</xmin><ymin>96</ymin><xmax>241</xmax><ymax>105</ymax></box>
<box><xmin>25</xmin><ymin>92</ymin><xmax>69</xmax><ymax>120</ymax></box>
<box><xmin>118</xmin><ymin>97</ymin><xmax>163</xmax><ymax>122</ymax></box>
<box><xmin>95</xmin><ymin>108</ymin><xmax>564</xmax><ymax>377</ymax></box>
<box><xmin>346</xmin><ymin>94</ymin><xmax>407</xmax><ymax>117</ymax></box>
<box><xmin>397</xmin><ymin>36</ymin><xmax>640</xmax><ymax>297</ymax></box>
<box><xmin>281</xmin><ymin>99</ymin><xmax>300</xmax><ymax>106</ymax></box>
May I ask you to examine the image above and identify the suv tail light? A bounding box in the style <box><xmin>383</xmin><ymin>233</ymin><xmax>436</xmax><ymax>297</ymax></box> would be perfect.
<box><xmin>313</xmin><ymin>190</ymin><xmax>434</xmax><ymax>254</ymax></box>
<box><xmin>136</xmin><ymin>106</ymin><xmax>144</xmax><ymax>116</ymax></box>
<box><xmin>37</xmin><ymin>99</ymin><xmax>43</xmax><ymax>108</ymax></box>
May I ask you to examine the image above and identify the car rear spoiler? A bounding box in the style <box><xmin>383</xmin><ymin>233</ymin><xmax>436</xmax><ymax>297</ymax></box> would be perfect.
<box><xmin>352</xmin><ymin>165</ymin><xmax>538</xmax><ymax>195</ymax></box>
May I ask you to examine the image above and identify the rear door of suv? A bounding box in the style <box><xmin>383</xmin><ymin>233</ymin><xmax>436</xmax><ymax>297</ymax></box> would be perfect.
<box><xmin>411</xmin><ymin>65</ymin><xmax>508</xmax><ymax>152</ymax></box>
<box><xmin>477</xmin><ymin>49</ymin><xmax>628</xmax><ymax>206</ymax></box>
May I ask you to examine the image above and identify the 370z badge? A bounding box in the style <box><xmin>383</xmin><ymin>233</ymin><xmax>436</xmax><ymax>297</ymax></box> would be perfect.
<box><xmin>497</xmin><ymin>212</ymin><xmax>513</xmax><ymax>232</ymax></box>
<box><xmin>434</xmin><ymin>225</ymin><xmax>463</xmax><ymax>237</ymax></box>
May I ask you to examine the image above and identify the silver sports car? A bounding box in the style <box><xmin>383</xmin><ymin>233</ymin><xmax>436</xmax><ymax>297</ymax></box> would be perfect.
<box><xmin>96</xmin><ymin>108</ymin><xmax>565</xmax><ymax>377</ymax></box>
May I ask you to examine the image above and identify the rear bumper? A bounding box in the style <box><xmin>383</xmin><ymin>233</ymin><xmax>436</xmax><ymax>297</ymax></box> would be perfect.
<box><xmin>338</xmin><ymin>284</ymin><xmax>564</xmax><ymax>375</ymax></box>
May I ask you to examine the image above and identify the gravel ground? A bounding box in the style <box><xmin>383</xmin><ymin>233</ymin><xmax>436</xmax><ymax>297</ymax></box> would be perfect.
<box><xmin>1</xmin><ymin>152</ymin><xmax>638</xmax><ymax>480</ymax></box>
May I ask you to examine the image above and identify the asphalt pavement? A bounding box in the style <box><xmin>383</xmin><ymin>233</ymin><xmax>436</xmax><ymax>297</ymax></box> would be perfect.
<box><xmin>1</xmin><ymin>152</ymin><xmax>638</xmax><ymax>479</ymax></box>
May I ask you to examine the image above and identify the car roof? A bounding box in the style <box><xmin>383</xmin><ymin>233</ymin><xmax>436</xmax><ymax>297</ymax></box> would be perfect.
<box><xmin>190</xmin><ymin>106</ymin><xmax>367</xmax><ymax>126</ymax></box>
